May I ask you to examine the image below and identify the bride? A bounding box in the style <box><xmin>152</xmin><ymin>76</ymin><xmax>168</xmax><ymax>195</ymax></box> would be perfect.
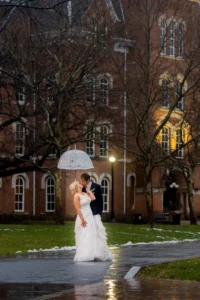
<box><xmin>69</xmin><ymin>181</ymin><xmax>112</xmax><ymax>262</ymax></box>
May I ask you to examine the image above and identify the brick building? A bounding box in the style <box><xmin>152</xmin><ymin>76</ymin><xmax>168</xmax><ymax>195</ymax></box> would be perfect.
<box><xmin>1</xmin><ymin>0</ymin><xmax>200</xmax><ymax>222</ymax></box>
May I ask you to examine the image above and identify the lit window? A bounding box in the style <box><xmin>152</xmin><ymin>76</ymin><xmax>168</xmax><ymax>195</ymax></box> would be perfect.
<box><xmin>101</xmin><ymin>178</ymin><xmax>109</xmax><ymax>212</ymax></box>
<box><xmin>160</xmin><ymin>20</ymin><xmax>166</xmax><ymax>55</ymax></box>
<box><xmin>15</xmin><ymin>122</ymin><xmax>26</xmax><ymax>156</ymax></box>
<box><xmin>15</xmin><ymin>176</ymin><xmax>24</xmax><ymax>212</ymax></box>
<box><xmin>169</xmin><ymin>22</ymin><xmax>175</xmax><ymax>56</ymax></box>
<box><xmin>100</xmin><ymin>126</ymin><xmax>108</xmax><ymax>157</ymax></box>
<box><xmin>176</xmin><ymin>81</ymin><xmax>184</xmax><ymax>110</ymax></box>
<box><xmin>162</xmin><ymin>127</ymin><xmax>170</xmax><ymax>154</ymax></box>
<box><xmin>46</xmin><ymin>177</ymin><xmax>55</xmax><ymax>212</ymax></box>
<box><xmin>100</xmin><ymin>77</ymin><xmax>108</xmax><ymax>105</ymax></box>
<box><xmin>176</xmin><ymin>129</ymin><xmax>184</xmax><ymax>158</ymax></box>
<box><xmin>162</xmin><ymin>79</ymin><xmax>170</xmax><ymax>108</ymax></box>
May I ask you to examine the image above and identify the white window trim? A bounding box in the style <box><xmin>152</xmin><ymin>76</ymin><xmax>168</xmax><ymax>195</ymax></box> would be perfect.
<box><xmin>86</xmin><ymin>127</ymin><xmax>95</xmax><ymax>157</ymax></box>
<box><xmin>99</xmin><ymin>125</ymin><xmax>109</xmax><ymax>158</ymax></box>
<box><xmin>15</xmin><ymin>122</ymin><xmax>26</xmax><ymax>156</ymax></box>
<box><xmin>178</xmin><ymin>23</ymin><xmax>184</xmax><ymax>58</ymax></box>
<box><xmin>100</xmin><ymin>77</ymin><xmax>109</xmax><ymax>105</ymax></box>
<box><xmin>101</xmin><ymin>177</ymin><xmax>110</xmax><ymax>213</ymax></box>
<box><xmin>12</xmin><ymin>173</ymin><xmax>29</xmax><ymax>189</ymax></box>
<box><xmin>45</xmin><ymin>177</ymin><xmax>55</xmax><ymax>212</ymax></box>
<box><xmin>88</xmin><ymin>172</ymin><xmax>99</xmax><ymax>183</ymax></box>
<box><xmin>169</xmin><ymin>22</ymin><xmax>175</xmax><ymax>57</ymax></box>
<box><xmin>14</xmin><ymin>176</ymin><xmax>25</xmax><ymax>212</ymax></box>
<box><xmin>160</xmin><ymin>20</ymin><xmax>167</xmax><ymax>55</ymax></box>
<box><xmin>16</xmin><ymin>87</ymin><xmax>26</xmax><ymax>105</ymax></box>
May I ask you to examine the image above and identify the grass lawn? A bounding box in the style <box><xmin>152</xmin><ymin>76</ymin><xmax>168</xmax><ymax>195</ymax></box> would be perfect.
<box><xmin>137</xmin><ymin>257</ymin><xmax>200</xmax><ymax>281</ymax></box>
<box><xmin>0</xmin><ymin>222</ymin><xmax>200</xmax><ymax>256</ymax></box>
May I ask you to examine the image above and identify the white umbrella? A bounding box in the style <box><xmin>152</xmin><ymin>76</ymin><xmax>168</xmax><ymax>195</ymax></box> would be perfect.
<box><xmin>57</xmin><ymin>149</ymin><xmax>94</xmax><ymax>170</ymax></box>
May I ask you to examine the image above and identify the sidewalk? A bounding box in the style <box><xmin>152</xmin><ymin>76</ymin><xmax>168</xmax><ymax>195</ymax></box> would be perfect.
<box><xmin>0</xmin><ymin>241</ymin><xmax>200</xmax><ymax>299</ymax></box>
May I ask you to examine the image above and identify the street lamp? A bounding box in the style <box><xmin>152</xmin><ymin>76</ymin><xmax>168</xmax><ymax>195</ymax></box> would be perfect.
<box><xmin>109</xmin><ymin>156</ymin><xmax>116</xmax><ymax>222</ymax></box>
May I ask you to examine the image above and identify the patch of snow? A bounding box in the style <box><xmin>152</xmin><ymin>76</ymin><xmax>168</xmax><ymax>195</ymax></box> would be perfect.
<box><xmin>120</xmin><ymin>239</ymin><xmax>198</xmax><ymax>247</ymax></box>
<box><xmin>27</xmin><ymin>246</ymin><xmax>76</xmax><ymax>253</ymax></box>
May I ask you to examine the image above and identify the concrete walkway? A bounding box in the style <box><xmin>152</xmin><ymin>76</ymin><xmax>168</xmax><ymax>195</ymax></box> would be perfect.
<box><xmin>0</xmin><ymin>241</ymin><xmax>200</xmax><ymax>299</ymax></box>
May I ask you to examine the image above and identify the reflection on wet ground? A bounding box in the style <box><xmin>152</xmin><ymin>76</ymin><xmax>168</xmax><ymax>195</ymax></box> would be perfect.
<box><xmin>1</xmin><ymin>241</ymin><xmax>200</xmax><ymax>299</ymax></box>
<box><xmin>37</xmin><ymin>279</ymin><xmax>200</xmax><ymax>300</ymax></box>
<box><xmin>1</xmin><ymin>278</ymin><xmax>200</xmax><ymax>300</ymax></box>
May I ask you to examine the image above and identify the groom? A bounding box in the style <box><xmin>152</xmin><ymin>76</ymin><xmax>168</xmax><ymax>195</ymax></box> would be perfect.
<box><xmin>81</xmin><ymin>173</ymin><xmax>103</xmax><ymax>216</ymax></box>
<box><xmin>80</xmin><ymin>173</ymin><xmax>103</xmax><ymax>216</ymax></box>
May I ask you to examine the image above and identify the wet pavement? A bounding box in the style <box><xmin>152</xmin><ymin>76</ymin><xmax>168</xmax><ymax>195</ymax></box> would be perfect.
<box><xmin>0</xmin><ymin>241</ymin><xmax>200</xmax><ymax>299</ymax></box>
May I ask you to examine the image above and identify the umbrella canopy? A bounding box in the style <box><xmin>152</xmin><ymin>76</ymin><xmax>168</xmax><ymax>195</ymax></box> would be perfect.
<box><xmin>57</xmin><ymin>149</ymin><xmax>94</xmax><ymax>170</ymax></box>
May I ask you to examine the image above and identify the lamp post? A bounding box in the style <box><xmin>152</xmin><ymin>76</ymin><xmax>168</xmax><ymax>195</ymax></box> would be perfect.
<box><xmin>109</xmin><ymin>156</ymin><xmax>116</xmax><ymax>222</ymax></box>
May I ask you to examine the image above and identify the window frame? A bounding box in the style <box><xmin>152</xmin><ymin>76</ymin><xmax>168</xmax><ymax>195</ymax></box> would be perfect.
<box><xmin>162</xmin><ymin>79</ymin><xmax>170</xmax><ymax>108</ymax></box>
<box><xmin>161</xmin><ymin>127</ymin><xmax>170</xmax><ymax>155</ymax></box>
<box><xmin>86</xmin><ymin>76</ymin><xmax>95</xmax><ymax>103</ymax></box>
<box><xmin>169</xmin><ymin>22</ymin><xmax>175</xmax><ymax>57</ymax></box>
<box><xmin>45</xmin><ymin>177</ymin><xmax>55</xmax><ymax>212</ymax></box>
<box><xmin>101</xmin><ymin>178</ymin><xmax>109</xmax><ymax>212</ymax></box>
<box><xmin>99</xmin><ymin>125</ymin><xmax>108</xmax><ymax>158</ymax></box>
<box><xmin>178</xmin><ymin>23</ymin><xmax>184</xmax><ymax>58</ymax></box>
<box><xmin>16</xmin><ymin>87</ymin><xmax>26</xmax><ymax>105</ymax></box>
<box><xmin>100</xmin><ymin>77</ymin><xmax>109</xmax><ymax>105</ymax></box>
<box><xmin>176</xmin><ymin>80</ymin><xmax>184</xmax><ymax>110</ymax></box>
<box><xmin>160</xmin><ymin>20</ymin><xmax>167</xmax><ymax>55</ymax></box>
<box><xmin>86</xmin><ymin>127</ymin><xmax>95</xmax><ymax>157</ymax></box>
<box><xmin>15</xmin><ymin>122</ymin><xmax>26</xmax><ymax>156</ymax></box>
<box><xmin>176</xmin><ymin>128</ymin><xmax>184</xmax><ymax>158</ymax></box>
<box><xmin>14</xmin><ymin>176</ymin><xmax>25</xmax><ymax>212</ymax></box>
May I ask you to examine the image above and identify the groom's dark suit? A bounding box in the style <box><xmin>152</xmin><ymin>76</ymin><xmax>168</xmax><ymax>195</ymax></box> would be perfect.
<box><xmin>83</xmin><ymin>182</ymin><xmax>103</xmax><ymax>215</ymax></box>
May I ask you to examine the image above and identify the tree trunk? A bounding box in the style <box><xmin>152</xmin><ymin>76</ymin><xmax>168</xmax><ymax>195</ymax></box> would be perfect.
<box><xmin>145</xmin><ymin>165</ymin><xmax>154</xmax><ymax>228</ymax></box>
<box><xmin>186</xmin><ymin>168</ymin><xmax>197</xmax><ymax>225</ymax></box>
<box><xmin>55</xmin><ymin>168</ymin><xmax>65</xmax><ymax>225</ymax></box>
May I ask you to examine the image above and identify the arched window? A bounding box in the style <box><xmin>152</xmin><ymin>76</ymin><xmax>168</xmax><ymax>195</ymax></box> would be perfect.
<box><xmin>86</xmin><ymin>76</ymin><xmax>95</xmax><ymax>103</ymax></box>
<box><xmin>160</xmin><ymin>20</ymin><xmax>166</xmax><ymax>55</ymax></box>
<box><xmin>176</xmin><ymin>129</ymin><xmax>184</xmax><ymax>158</ymax></box>
<box><xmin>178</xmin><ymin>23</ymin><xmax>184</xmax><ymax>58</ymax></box>
<box><xmin>15</xmin><ymin>122</ymin><xmax>26</xmax><ymax>156</ymax></box>
<box><xmin>100</xmin><ymin>77</ymin><xmax>109</xmax><ymax>105</ymax></box>
<box><xmin>162</xmin><ymin>127</ymin><xmax>170</xmax><ymax>154</ymax></box>
<box><xmin>101</xmin><ymin>178</ymin><xmax>109</xmax><ymax>212</ymax></box>
<box><xmin>15</xmin><ymin>176</ymin><xmax>25</xmax><ymax>212</ymax></box>
<box><xmin>46</xmin><ymin>177</ymin><xmax>55</xmax><ymax>212</ymax></box>
<box><xmin>90</xmin><ymin>176</ymin><xmax>96</xmax><ymax>183</ymax></box>
<box><xmin>169</xmin><ymin>22</ymin><xmax>175</xmax><ymax>56</ymax></box>
<box><xmin>100</xmin><ymin>125</ymin><xmax>108</xmax><ymax>157</ymax></box>
<box><xmin>176</xmin><ymin>80</ymin><xmax>184</xmax><ymax>110</ymax></box>
<box><xmin>162</xmin><ymin>79</ymin><xmax>169</xmax><ymax>108</ymax></box>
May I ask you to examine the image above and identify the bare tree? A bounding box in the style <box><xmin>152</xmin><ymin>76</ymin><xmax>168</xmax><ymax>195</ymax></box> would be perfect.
<box><xmin>111</xmin><ymin>0</ymin><xmax>200</xmax><ymax>224</ymax></box>
<box><xmin>0</xmin><ymin>0</ymin><xmax>118</xmax><ymax>223</ymax></box>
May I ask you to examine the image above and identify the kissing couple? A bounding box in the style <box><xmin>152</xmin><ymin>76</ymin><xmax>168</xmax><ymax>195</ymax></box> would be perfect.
<box><xmin>70</xmin><ymin>173</ymin><xmax>112</xmax><ymax>262</ymax></box>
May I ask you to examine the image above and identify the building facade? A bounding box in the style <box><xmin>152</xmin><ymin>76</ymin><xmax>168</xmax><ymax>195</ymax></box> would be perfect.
<box><xmin>1</xmin><ymin>0</ymin><xmax>200</xmax><ymax>222</ymax></box>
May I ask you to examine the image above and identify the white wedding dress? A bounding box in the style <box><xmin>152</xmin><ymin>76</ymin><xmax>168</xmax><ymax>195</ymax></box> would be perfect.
<box><xmin>74</xmin><ymin>193</ymin><xmax>112</xmax><ymax>262</ymax></box>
